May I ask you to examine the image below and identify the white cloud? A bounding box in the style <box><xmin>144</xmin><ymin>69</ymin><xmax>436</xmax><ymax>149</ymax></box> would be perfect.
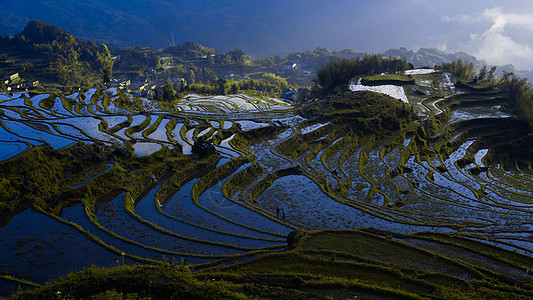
<box><xmin>447</xmin><ymin>7</ymin><xmax>533</xmax><ymax>69</ymax></box>
<box><xmin>471</xmin><ymin>31</ymin><xmax>533</xmax><ymax>68</ymax></box>
<box><xmin>482</xmin><ymin>7</ymin><xmax>533</xmax><ymax>31</ymax></box>
<box><xmin>442</xmin><ymin>13</ymin><xmax>481</xmax><ymax>24</ymax></box>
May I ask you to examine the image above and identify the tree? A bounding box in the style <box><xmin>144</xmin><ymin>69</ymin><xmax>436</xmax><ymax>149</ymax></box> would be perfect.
<box><xmin>102</xmin><ymin>69</ymin><xmax>111</xmax><ymax>85</ymax></box>
<box><xmin>498</xmin><ymin>72</ymin><xmax>533</xmax><ymax>129</ymax></box>
<box><xmin>162</xmin><ymin>83</ymin><xmax>176</xmax><ymax>101</ymax></box>
<box><xmin>192</xmin><ymin>140</ymin><xmax>216</xmax><ymax>158</ymax></box>
<box><xmin>231</xmin><ymin>83</ymin><xmax>239</xmax><ymax>94</ymax></box>
<box><xmin>228</xmin><ymin>49</ymin><xmax>247</xmax><ymax>65</ymax></box>
<box><xmin>265</xmin><ymin>57</ymin><xmax>274</xmax><ymax>68</ymax></box>
<box><xmin>439</xmin><ymin>59</ymin><xmax>474</xmax><ymax>81</ymax></box>
<box><xmin>315</xmin><ymin>56</ymin><xmax>410</xmax><ymax>94</ymax></box>
<box><xmin>216</xmin><ymin>78</ymin><xmax>227</xmax><ymax>94</ymax></box>
<box><xmin>488</xmin><ymin>66</ymin><xmax>497</xmax><ymax>81</ymax></box>
<box><xmin>262</xmin><ymin>73</ymin><xmax>288</xmax><ymax>90</ymax></box>
<box><xmin>187</xmin><ymin>69</ymin><xmax>195</xmax><ymax>84</ymax></box>
<box><xmin>478</xmin><ymin>64</ymin><xmax>488</xmax><ymax>80</ymax></box>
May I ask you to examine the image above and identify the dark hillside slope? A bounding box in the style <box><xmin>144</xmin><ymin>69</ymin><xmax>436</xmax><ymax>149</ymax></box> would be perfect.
<box><xmin>0</xmin><ymin>20</ymin><xmax>113</xmax><ymax>87</ymax></box>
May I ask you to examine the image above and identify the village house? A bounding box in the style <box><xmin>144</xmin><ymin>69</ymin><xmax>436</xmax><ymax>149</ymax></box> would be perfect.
<box><xmin>23</xmin><ymin>80</ymin><xmax>40</xmax><ymax>88</ymax></box>
<box><xmin>282</xmin><ymin>88</ymin><xmax>310</xmax><ymax>101</ymax></box>
<box><xmin>2</xmin><ymin>73</ymin><xmax>20</xmax><ymax>86</ymax></box>
<box><xmin>171</xmin><ymin>77</ymin><xmax>186</xmax><ymax>90</ymax></box>
<box><xmin>283</xmin><ymin>62</ymin><xmax>297</xmax><ymax>71</ymax></box>
<box><xmin>128</xmin><ymin>81</ymin><xmax>147</xmax><ymax>92</ymax></box>
<box><xmin>282</xmin><ymin>88</ymin><xmax>299</xmax><ymax>100</ymax></box>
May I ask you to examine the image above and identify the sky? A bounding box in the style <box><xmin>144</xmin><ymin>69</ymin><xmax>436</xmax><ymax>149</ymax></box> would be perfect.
<box><xmin>2</xmin><ymin>0</ymin><xmax>533</xmax><ymax>69</ymax></box>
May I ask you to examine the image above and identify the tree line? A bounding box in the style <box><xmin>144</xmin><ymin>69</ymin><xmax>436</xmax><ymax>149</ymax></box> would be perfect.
<box><xmin>498</xmin><ymin>72</ymin><xmax>533</xmax><ymax>130</ymax></box>
<box><xmin>438</xmin><ymin>60</ymin><xmax>532</xmax><ymax>130</ymax></box>
<box><xmin>315</xmin><ymin>55</ymin><xmax>412</xmax><ymax>95</ymax></box>
<box><xmin>154</xmin><ymin>73</ymin><xmax>290</xmax><ymax>102</ymax></box>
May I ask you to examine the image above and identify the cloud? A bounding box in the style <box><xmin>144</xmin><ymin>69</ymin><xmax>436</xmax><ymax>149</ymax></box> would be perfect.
<box><xmin>442</xmin><ymin>13</ymin><xmax>481</xmax><ymax>24</ymax></box>
<box><xmin>481</xmin><ymin>7</ymin><xmax>533</xmax><ymax>31</ymax></box>
<box><xmin>449</xmin><ymin>7</ymin><xmax>533</xmax><ymax>69</ymax></box>
<box><xmin>471</xmin><ymin>30</ymin><xmax>533</xmax><ymax>68</ymax></box>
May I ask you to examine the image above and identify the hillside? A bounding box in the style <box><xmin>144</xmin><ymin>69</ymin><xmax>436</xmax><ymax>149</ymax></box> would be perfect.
<box><xmin>0</xmin><ymin>0</ymin><xmax>296</xmax><ymax>56</ymax></box>
<box><xmin>0</xmin><ymin>20</ymin><xmax>113</xmax><ymax>88</ymax></box>
<box><xmin>2</xmin><ymin>19</ymin><xmax>533</xmax><ymax>300</ymax></box>
<box><xmin>383</xmin><ymin>47</ymin><xmax>479</xmax><ymax>68</ymax></box>
<box><xmin>1</xmin><ymin>49</ymin><xmax>533</xmax><ymax>298</ymax></box>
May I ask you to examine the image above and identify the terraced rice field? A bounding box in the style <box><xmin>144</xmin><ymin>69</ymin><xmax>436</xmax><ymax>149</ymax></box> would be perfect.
<box><xmin>1</xmin><ymin>71</ymin><xmax>533</xmax><ymax>297</ymax></box>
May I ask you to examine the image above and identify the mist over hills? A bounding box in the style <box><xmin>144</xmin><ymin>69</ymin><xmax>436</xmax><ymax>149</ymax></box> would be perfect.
<box><xmin>4</xmin><ymin>18</ymin><xmax>533</xmax><ymax>87</ymax></box>
<box><xmin>1</xmin><ymin>0</ymin><xmax>309</xmax><ymax>56</ymax></box>
<box><xmin>3</xmin><ymin>1</ymin><xmax>533</xmax><ymax>83</ymax></box>
<box><xmin>383</xmin><ymin>48</ymin><xmax>477</xmax><ymax>68</ymax></box>
<box><xmin>5</xmin><ymin>0</ymin><xmax>533</xmax><ymax>73</ymax></box>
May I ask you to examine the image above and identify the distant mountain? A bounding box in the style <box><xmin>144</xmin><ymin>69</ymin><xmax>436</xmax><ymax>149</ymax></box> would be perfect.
<box><xmin>383</xmin><ymin>47</ymin><xmax>480</xmax><ymax>68</ymax></box>
<box><xmin>382</xmin><ymin>47</ymin><xmax>533</xmax><ymax>83</ymax></box>
<box><xmin>0</xmin><ymin>0</ymin><xmax>292</xmax><ymax>56</ymax></box>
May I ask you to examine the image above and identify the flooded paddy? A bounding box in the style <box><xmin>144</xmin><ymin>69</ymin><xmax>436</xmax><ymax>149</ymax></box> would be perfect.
<box><xmin>1</xmin><ymin>83</ymin><xmax>533</xmax><ymax>296</ymax></box>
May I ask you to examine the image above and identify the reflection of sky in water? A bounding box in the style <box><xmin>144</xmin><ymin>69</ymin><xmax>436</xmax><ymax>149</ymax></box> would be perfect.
<box><xmin>235</xmin><ymin>120</ymin><xmax>269</xmax><ymax>131</ymax></box>
<box><xmin>258</xmin><ymin>175</ymin><xmax>437</xmax><ymax>233</ymax></box>
<box><xmin>135</xmin><ymin>177</ymin><xmax>282</xmax><ymax>248</ymax></box>
<box><xmin>93</xmin><ymin>193</ymin><xmax>242</xmax><ymax>256</ymax></box>
<box><xmin>172</xmin><ymin>123</ymin><xmax>192</xmax><ymax>154</ymax></box>
<box><xmin>163</xmin><ymin>178</ymin><xmax>280</xmax><ymax>240</ymax></box>
<box><xmin>0</xmin><ymin>141</ymin><xmax>28</xmax><ymax>160</ymax></box>
<box><xmin>0</xmin><ymin>85</ymin><xmax>532</xmax><ymax>293</ymax></box>
<box><xmin>102</xmin><ymin>115</ymin><xmax>129</xmax><ymax>129</ymax></box>
<box><xmin>448</xmin><ymin>106</ymin><xmax>512</xmax><ymax>124</ymax></box>
<box><xmin>2</xmin><ymin>119</ymin><xmax>75</xmax><ymax>149</ymax></box>
<box><xmin>0</xmin><ymin>93</ymin><xmax>12</xmax><ymax>101</ymax></box>
<box><xmin>30</xmin><ymin>94</ymin><xmax>50</xmax><ymax>107</ymax></box>
<box><xmin>114</xmin><ymin>115</ymin><xmax>145</xmax><ymax>139</ymax></box>
<box><xmin>0</xmin><ymin>208</ymin><xmax>118</xmax><ymax>285</ymax></box>
<box><xmin>51</xmin><ymin>96</ymin><xmax>74</xmax><ymax>116</ymax></box>
<box><xmin>57</xmin><ymin>116</ymin><xmax>125</xmax><ymax>144</ymax></box>
<box><xmin>349</xmin><ymin>79</ymin><xmax>409</xmax><ymax>103</ymax></box>
<box><xmin>301</xmin><ymin>122</ymin><xmax>330</xmax><ymax>134</ymax></box>
<box><xmin>132</xmin><ymin>142</ymin><xmax>162</xmax><ymax>156</ymax></box>
<box><xmin>130</xmin><ymin>115</ymin><xmax>158</xmax><ymax>139</ymax></box>
<box><xmin>147</xmin><ymin>118</ymin><xmax>171</xmax><ymax>142</ymax></box>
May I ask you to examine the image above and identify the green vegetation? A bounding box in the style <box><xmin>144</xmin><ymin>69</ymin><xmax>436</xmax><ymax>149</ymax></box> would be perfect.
<box><xmin>361</xmin><ymin>74</ymin><xmax>415</xmax><ymax>86</ymax></box>
<box><xmin>0</xmin><ymin>143</ymin><xmax>128</xmax><ymax>219</ymax></box>
<box><xmin>498</xmin><ymin>72</ymin><xmax>533</xmax><ymax>128</ymax></box>
<box><xmin>185</xmin><ymin>77</ymin><xmax>292</xmax><ymax>99</ymax></box>
<box><xmin>2</xmin><ymin>68</ymin><xmax>533</xmax><ymax>298</ymax></box>
<box><xmin>11</xmin><ymin>230</ymin><xmax>533</xmax><ymax>299</ymax></box>
<box><xmin>315</xmin><ymin>55</ymin><xmax>412</xmax><ymax>94</ymax></box>
<box><xmin>438</xmin><ymin>59</ymin><xmax>475</xmax><ymax>82</ymax></box>
<box><xmin>303</xmin><ymin>91</ymin><xmax>417</xmax><ymax>135</ymax></box>
<box><xmin>2</xmin><ymin>22</ymin><xmax>533</xmax><ymax>299</ymax></box>
<box><xmin>0</xmin><ymin>20</ymin><xmax>113</xmax><ymax>88</ymax></box>
<box><xmin>492</xmin><ymin>71</ymin><xmax>533</xmax><ymax>160</ymax></box>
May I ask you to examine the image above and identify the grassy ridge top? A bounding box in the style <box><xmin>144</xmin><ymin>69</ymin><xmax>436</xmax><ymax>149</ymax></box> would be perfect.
<box><xmin>361</xmin><ymin>74</ymin><xmax>415</xmax><ymax>86</ymax></box>
<box><xmin>12</xmin><ymin>229</ymin><xmax>533</xmax><ymax>299</ymax></box>
<box><xmin>303</xmin><ymin>91</ymin><xmax>416</xmax><ymax>135</ymax></box>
